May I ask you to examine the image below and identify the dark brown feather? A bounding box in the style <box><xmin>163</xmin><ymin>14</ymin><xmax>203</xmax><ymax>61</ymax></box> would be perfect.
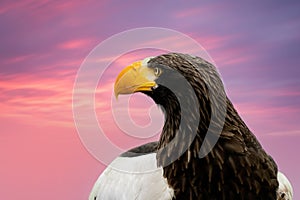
<box><xmin>143</xmin><ymin>53</ymin><xmax>278</xmax><ymax>200</ymax></box>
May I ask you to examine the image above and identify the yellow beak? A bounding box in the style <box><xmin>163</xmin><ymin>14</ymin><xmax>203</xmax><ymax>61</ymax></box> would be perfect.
<box><xmin>114</xmin><ymin>61</ymin><xmax>157</xmax><ymax>98</ymax></box>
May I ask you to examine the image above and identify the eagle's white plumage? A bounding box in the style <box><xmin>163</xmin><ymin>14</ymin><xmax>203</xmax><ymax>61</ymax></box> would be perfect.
<box><xmin>90</xmin><ymin>151</ymin><xmax>292</xmax><ymax>200</ymax></box>
<box><xmin>89</xmin><ymin>153</ymin><xmax>174</xmax><ymax>200</ymax></box>
<box><xmin>277</xmin><ymin>171</ymin><xmax>293</xmax><ymax>200</ymax></box>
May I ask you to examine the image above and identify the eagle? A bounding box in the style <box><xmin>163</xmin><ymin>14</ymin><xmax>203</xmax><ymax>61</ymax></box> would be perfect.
<box><xmin>89</xmin><ymin>53</ymin><xmax>293</xmax><ymax>200</ymax></box>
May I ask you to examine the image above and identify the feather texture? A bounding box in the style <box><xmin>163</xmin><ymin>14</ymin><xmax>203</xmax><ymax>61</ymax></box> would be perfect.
<box><xmin>145</xmin><ymin>53</ymin><xmax>279</xmax><ymax>199</ymax></box>
<box><xmin>90</xmin><ymin>53</ymin><xmax>293</xmax><ymax>200</ymax></box>
<box><xmin>89</xmin><ymin>148</ymin><xmax>174</xmax><ymax>200</ymax></box>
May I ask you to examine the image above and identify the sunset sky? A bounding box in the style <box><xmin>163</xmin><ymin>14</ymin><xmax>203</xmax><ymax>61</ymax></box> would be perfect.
<box><xmin>1</xmin><ymin>1</ymin><xmax>300</xmax><ymax>199</ymax></box>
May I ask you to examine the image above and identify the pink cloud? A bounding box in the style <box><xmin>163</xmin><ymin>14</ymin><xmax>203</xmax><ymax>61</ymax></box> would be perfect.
<box><xmin>174</xmin><ymin>5</ymin><xmax>218</xmax><ymax>19</ymax></box>
<box><xmin>0</xmin><ymin>0</ymin><xmax>85</xmax><ymax>14</ymax></box>
<box><xmin>210</xmin><ymin>45</ymin><xmax>254</xmax><ymax>67</ymax></box>
<box><xmin>0</xmin><ymin>71</ymin><xmax>74</xmax><ymax>127</ymax></box>
<box><xmin>0</xmin><ymin>1</ymin><xmax>30</xmax><ymax>14</ymax></box>
<box><xmin>265</xmin><ymin>130</ymin><xmax>300</xmax><ymax>136</ymax></box>
<box><xmin>234</xmin><ymin>101</ymin><xmax>300</xmax><ymax>136</ymax></box>
<box><xmin>192</xmin><ymin>35</ymin><xmax>232</xmax><ymax>51</ymax></box>
<box><xmin>2</xmin><ymin>54</ymin><xmax>34</xmax><ymax>64</ymax></box>
<box><xmin>229</xmin><ymin>86</ymin><xmax>300</xmax><ymax>103</ymax></box>
<box><xmin>58</xmin><ymin>38</ymin><xmax>95</xmax><ymax>50</ymax></box>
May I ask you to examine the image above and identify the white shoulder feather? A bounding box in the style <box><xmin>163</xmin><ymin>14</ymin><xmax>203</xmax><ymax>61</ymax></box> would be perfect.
<box><xmin>277</xmin><ymin>171</ymin><xmax>293</xmax><ymax>200</ymax></box>
<box><xmin>89</xmin><ymin>153</ymin><xmax>174</xmax><ymax>200</ymax></box>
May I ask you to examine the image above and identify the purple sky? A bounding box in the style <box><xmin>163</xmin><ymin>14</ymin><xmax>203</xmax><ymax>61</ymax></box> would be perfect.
<box><xmin>1</xmin><ymin>1</ymin><xmax>300</xmax><ymax>199</ymax></box>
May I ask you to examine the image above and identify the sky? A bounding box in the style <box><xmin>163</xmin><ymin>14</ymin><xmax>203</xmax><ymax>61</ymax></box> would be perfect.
<box><xmin>1</xmin><ymin>0</ymin><xmax>300</xmax><ymax>199</ymax></box>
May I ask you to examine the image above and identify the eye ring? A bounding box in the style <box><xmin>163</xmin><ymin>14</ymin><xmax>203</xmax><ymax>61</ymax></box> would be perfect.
<box><xmin>154</xmin><ymin>67</ymin><xmax>161</xmax><ymax>76</ymax></box>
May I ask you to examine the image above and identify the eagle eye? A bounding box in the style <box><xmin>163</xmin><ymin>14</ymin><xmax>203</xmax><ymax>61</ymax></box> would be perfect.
<box><xmin>154</xmin><ymin>67</ymin><xmax>162</xmax><ymax>76</ymax></box>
